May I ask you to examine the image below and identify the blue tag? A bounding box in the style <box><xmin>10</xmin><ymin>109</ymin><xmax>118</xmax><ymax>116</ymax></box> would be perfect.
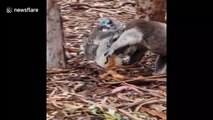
<box><xmin>100</xmin><ymin>19</ymin><xmax>107</xmax><ymax>25</ymax></box>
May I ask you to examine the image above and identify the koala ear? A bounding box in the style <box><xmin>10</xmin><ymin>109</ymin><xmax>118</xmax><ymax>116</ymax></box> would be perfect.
<box><xmin>120</xmin><ymin>24</ymin><xmax>126</xmax><ymax>31</ymax></box>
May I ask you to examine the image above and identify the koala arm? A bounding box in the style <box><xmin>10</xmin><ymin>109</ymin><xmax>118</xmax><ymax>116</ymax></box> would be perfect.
<box><xmin>104</xmin><ymin>27</ymin><xmax>144</xmax><ymax>57</ymax></box>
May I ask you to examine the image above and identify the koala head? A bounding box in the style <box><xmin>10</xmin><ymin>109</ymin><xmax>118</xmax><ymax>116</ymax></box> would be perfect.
<box><xmin>100</xmin><ymin>18</ymin><xmax>115</xmax><ymax>30</ymax></box>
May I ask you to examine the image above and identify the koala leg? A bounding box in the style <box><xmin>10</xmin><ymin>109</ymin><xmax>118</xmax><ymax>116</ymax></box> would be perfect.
<box><xmin>153</xmin><ymin>55</ymin><xmax>167</xmax><ymax>75</ymax></box>
<box><xmin>128</xmin><ymin>47</ymin><xmax>148</xmax><ymax>64</ymax></box>
<box><xmin>104</xmin><ymin>28</ymin><xmax>144</xmax><ymax>57</ymax></box>
<box><xmin>84</xmin><ymin>43</ymin><xmax>98</xmax><ymax>60</ymax></box>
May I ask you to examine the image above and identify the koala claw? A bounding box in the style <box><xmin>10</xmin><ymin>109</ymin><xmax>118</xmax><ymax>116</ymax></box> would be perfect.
<box><xmin>104</xmin><ymin>51</ymin><xmax>109</xmax><ymax>57</ymax></box>
<box><xmin>104</xmin><ymin>49</ymin><xmax>114</xmax><ymax>57</ymax></box>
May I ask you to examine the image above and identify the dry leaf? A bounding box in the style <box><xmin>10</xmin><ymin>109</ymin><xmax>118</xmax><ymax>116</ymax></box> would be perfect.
<box><xmin>107</xmin><ymin>70</ymin><xmax>129</xmax><ymax>80</ymax></box>
<box><xmin>67</xmin><ymin>47</ymin><xmax>79</xmax><ymax>52</ymax></box>
<box><xmin>150</xmin><ymin>104</ymin><xmax>166</xmax><ymax>112</ymax></box>
<box><xmin>140</xmin><ymin>107</ymin><xmax>166</xmax><ymax>120</ymax></box>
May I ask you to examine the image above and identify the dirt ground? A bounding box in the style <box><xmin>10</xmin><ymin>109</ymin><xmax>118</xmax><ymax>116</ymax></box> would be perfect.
<box><xmin>47</xmin><ymin>0</ymin><xmax>166</xmax><ymax>120</ymax></box>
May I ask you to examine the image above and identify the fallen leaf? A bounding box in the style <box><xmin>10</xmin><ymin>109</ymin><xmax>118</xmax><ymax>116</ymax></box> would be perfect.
<box><xmin>140</xmin><ymin>107</ymin><xmax>166</xmax><ymax>120</ymax></box>
<box><xmin>67</xmin><ymin>47</ymin><xmax>79</xmax><ymax>52</ymax></box>
<box><xmin>150</xmin><ymin>104</ymin><xmax>166</xmax><ymax>112</ymax></box>
<box><xmin>111</xmin><ymin>85</ymin><xmax>143</xmax><ymax>95</ymax></box>
<box><xmin>107</xmin><ymin>70</ymin><xmax>129</xmax><ymax>80</ymax></box>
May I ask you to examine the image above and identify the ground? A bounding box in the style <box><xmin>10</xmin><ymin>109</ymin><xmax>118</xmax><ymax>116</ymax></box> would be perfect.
<box><xmin>47</xmin><ymin>0</ymin><xmax>166</xmax><ymax>120</ymax></box>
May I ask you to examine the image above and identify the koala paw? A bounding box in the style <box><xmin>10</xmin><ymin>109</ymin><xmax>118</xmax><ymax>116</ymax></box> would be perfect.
<box><xmin>104</xmin><ymin>48</ymin><xmax>114</xmax><ymax>57</ymax></box>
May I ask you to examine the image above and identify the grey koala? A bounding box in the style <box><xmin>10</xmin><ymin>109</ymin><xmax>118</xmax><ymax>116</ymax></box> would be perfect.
<box><xmin>84</xmin><ymin>18</ymin><xmax>126</xmax><ymax>60</ymax></box>
<box><xmin>98</xmin><ymin>19</ymin><xmax>166</xmax><ymax>75</ymax></box>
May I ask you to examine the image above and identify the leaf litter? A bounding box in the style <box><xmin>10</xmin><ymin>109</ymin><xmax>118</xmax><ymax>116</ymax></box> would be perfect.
<box><xmin>47</xmin><ymin>0</ymin><xmax>166</xmax><ymax>120</ymax></box>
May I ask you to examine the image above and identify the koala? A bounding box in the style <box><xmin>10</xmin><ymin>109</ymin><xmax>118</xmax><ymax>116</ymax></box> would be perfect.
<box><xmin>98</xmin><ymin>19</ymin><xmax>166</xmax><ymax>75</ymax></box>
<box><xmin>84</xmin><ymin>18</ymin><xmax>126</xmax><ymax>60</ymax></box>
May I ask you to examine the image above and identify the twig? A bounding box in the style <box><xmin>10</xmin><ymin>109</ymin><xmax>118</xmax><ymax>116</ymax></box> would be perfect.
<box><xmin>117</xmin><ymin>93</ymin><xmax>135</xmax><ymax>102</ymax></box>
<box><xmin>113</xmin><ymin>2</ymin><xmax>136</xmax><ymax>9</ymax></box>
<box><xmin>69</xmin><ymin>3</ymin><xmax>109</xmax><ymax>9</ymax></box>
<box><xmin>144</xmin><ymin>92</ymin><xmax>165</xmax><ymax>99</ymax></box>
<box><xmin>49</xmin><ymin>87</ymin><xmax>58</xmax><ymax>97</ymax></box>
<box><xmin>123</xmin><ymin>98</ymin><xmax>166</xmax><ymax>110</ymax></box>
<box><xmin>110</xmin><ymin>65</ymin><xmax>138</xmax><ymax>70</ymax></box>
<box><xmin>68</xmin><ymin>2</ymin><xmax>135</xmax><ymax>9</ymax></box>
<box><xmin>123</xmin><ymin>83</ymin><xmax>166</xmax><ymax>97</ymax></box>
<box><xmin>124</xmin><ymin>83</ymin><xmax>165</xmax><ymax>98</ymax></box>
<box><xmin>108</xmin><ymin>75</ymin><xmax>166</xmax><ymax>84</ymax></box>
<box><xmin>90</xmin><ymin>8</ymin><xmax>117</xmax><ymax>14</ymax></box>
